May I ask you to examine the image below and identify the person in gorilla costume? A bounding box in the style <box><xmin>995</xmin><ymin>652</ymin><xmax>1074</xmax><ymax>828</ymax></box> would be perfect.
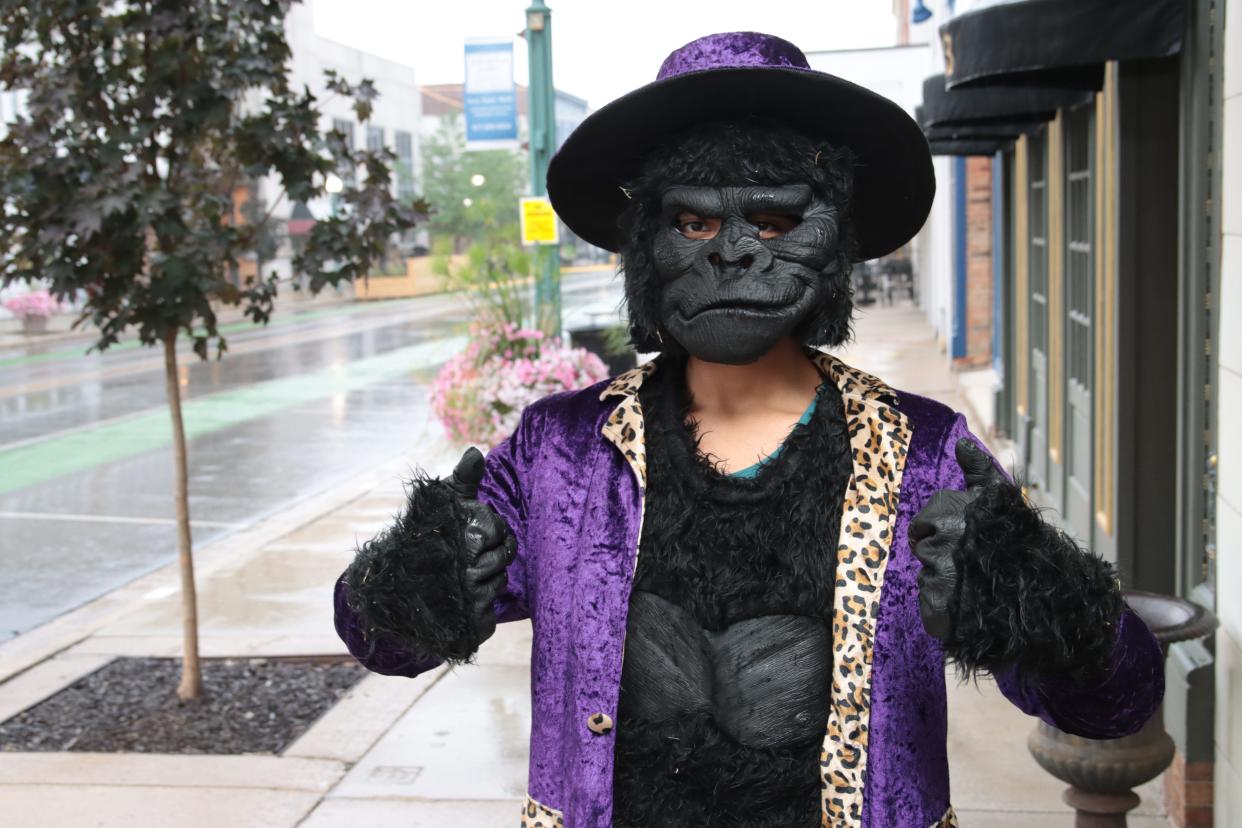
<box><xmin>334</xmin><ymin>32</ymin><xmax>1164</xmax><ymax>828</ymax></box>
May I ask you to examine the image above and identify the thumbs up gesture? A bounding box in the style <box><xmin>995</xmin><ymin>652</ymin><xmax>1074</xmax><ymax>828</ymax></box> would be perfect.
<box><xmin>445</xmin><ymin>447</ymin><xmax>518</xmax><ymax>644</ymax></box>
<box><xmin>342</xmin><ymin>446</ymin><xmax>518</xmax><ymax>664</ymax></box>
<box><xmin>909</xmin><ymin>438</ymin><xmax>1006</xmax><ymax>642</ymax></box>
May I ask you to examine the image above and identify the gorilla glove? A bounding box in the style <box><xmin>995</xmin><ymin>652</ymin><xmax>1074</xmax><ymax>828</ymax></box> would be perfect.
<box><xmin>343</xmin><ymin>447</ymin><xmax>517</xmax><ymax>664</ymax></box>
<box><xmin>911</xmin><ymin>438</ymin><xmax>1125</xmax><ymax>682</ymax></box>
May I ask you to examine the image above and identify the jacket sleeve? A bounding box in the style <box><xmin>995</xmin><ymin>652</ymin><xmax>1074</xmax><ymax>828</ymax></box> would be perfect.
<box><xmin>333</xmin><ymin>404</ymin><xmax>541</xmax><ymax>676</ymax></box>
<box><xmin>935</xmin><ymin>414</ymin><xmax>1165</xmax><ymax>739</ymax></box>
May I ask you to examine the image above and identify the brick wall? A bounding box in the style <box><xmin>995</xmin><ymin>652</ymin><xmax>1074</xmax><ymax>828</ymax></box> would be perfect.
<box><xmin>955</xmin><ymin>156</ymin><xmax>994</xmax><ymax>369</ymax></box>
<box><xmin>1166</xmin><ymin>750</ymin><xmax>1214</xmax><ymax>828</ymax></box>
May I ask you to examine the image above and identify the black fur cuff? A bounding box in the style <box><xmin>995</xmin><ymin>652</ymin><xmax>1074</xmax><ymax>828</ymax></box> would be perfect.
<box><xmin>343</xmin><ymin>475</ymin><xmax>482</xmax><ymax>664</ymax></box>
<box><xmin>947</xmin><ymin>482</ymin><xmax>1125</xmax><ymax>682</ymax></box>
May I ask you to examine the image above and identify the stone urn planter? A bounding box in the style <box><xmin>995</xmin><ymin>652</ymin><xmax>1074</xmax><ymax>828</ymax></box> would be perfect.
<box><xmin>1026</xmin><ymin>590</ymin><xmax>1217</xmax><ymax>827</ymax></box>
<box><xmin>20</xmin><ymin>315</ymin><xmax>49</xmax><ymax>334</ymax></box>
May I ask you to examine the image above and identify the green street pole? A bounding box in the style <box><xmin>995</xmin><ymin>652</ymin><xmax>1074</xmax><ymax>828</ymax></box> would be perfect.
<box><xmin>525</xmin><ymin>0</ymin><xmax>561</xmax><ymax>336</ymax></box>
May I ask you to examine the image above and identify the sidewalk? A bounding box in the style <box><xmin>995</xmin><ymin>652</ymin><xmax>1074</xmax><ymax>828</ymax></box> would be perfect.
<box><xmin>0</xmin><ymin>301</ymin><xmax>1166</xmax><ymax>827</ymax></box>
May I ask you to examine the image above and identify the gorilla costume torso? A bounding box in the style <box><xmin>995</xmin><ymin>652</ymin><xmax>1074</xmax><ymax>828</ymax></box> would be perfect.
<box><xmin>587</xmin><ymin>119</ymin><xmax>858</xmax><ymax>826</ymax></box>
<box><xmin>612</xmin><ymin>358</ymin><xmax>850</xmax><ymax>827</ymax></box>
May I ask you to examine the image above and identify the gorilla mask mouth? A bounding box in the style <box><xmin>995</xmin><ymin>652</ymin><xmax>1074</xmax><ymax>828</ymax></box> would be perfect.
<box><xmin>677</xmin><ymin>295</ymin><xmax>804</xmax><ymax>322</ymax></box>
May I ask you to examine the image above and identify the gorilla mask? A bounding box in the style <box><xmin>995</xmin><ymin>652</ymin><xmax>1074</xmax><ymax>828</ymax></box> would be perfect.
<box><xmin>654</xmin><ymin>183</ymin><xmax>841</xmax><ymax>365</ymax></box>
<box><xmin>619</xmin><ymin>120</ymin><xmax>858</xmax><ymax>363</ymax></box>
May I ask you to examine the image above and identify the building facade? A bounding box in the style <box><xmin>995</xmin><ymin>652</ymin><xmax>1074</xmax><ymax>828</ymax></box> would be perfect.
<box><xmin>1215</xmin><ymin>3</ymin><xmax>1240</xmax><ymax>823</ymax></box>
<box><xmin>912</xmin><ymin>0</ymin><xmax>1229</xmax><ymax>823</ymax></box>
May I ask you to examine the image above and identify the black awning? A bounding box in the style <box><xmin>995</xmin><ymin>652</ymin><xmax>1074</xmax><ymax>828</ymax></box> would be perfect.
<box><xmin>941</xmin><ymin>0</ymin><xmax>1185</xmax><ymax>90</ymax></box>
<box><xmin>923</xmin><ymin>122</ymin><xmax>1032</xmax><ymax>143</ymax></box>
<box><xmin>928</xmin><ymin>138</ymin><xmax>1010</xmax><ymax>157</ymax></box>
<box><xmin>920</xmin><ymin>74</ymin><xmax>1091</xmax><ymax>127</ymax></box>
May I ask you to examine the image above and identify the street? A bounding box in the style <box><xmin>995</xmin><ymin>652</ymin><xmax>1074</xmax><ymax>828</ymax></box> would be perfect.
<box><xmin>0</xmin><ymin>269</ymin><xmax>623</xmax><ymax>642</ymax></box>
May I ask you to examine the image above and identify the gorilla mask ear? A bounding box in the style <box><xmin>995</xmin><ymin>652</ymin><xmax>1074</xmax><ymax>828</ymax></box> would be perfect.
<box><xmin>617</xmin><ymin>119</ymin><xmax>858</xmax><ymax>356</ymax></box>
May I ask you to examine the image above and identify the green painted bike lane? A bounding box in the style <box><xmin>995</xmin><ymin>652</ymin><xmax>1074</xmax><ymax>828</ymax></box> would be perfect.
<box><xmin>0</xmin><ymin>335</ymin><xmax>465</xmax><ymax>495</ymax></box>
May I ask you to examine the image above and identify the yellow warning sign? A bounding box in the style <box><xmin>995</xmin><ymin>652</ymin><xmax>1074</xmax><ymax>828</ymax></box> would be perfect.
<box><xmin>520</xmin><ymin>197</ymin><xmax>559</xmax><ymax>246</ymax></box>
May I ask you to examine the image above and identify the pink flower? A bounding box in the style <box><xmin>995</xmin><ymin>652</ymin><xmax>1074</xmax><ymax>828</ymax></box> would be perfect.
<box><xmin>430</xmin><ymin>320</ymin><xmax>610</xmax><ymax>446</ymax></box>
<box><xmin>4</xmin><ymin>289</ymin><xmax>60</xmax><ymax>320</ymax></box>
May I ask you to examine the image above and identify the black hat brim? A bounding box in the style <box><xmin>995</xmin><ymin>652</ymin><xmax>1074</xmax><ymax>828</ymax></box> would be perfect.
<box><xmin>547</xmin><ymin>66</ymin><xmax>936</xmax><ymax>261</ymax></box>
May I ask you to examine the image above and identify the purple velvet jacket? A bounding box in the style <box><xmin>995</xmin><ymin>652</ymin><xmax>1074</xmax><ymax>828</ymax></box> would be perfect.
<box><xmin>335</xmin><ymin>353</ymin><xmax>1164</xmax><ymax>828</ymax></box>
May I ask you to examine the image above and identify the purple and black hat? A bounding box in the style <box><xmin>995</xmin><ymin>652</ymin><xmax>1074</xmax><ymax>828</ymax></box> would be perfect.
<box><xmin>546</xmin><ymin>32</ymin><xmax>935</xmax><ymax>260</ymax></box>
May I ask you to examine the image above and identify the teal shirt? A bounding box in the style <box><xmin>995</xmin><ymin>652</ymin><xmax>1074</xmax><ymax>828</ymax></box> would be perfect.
<box><xmin>728</xmin><ymin>394</ymin><xmax>820</xmax><ymax>479</ymax></box>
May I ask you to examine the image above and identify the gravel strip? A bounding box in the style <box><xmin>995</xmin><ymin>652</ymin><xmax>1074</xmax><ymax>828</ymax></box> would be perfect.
<box><xmin>0</xmin><ymin>657</ymin><xmax>366</xmax><ymax>754</ymax></box>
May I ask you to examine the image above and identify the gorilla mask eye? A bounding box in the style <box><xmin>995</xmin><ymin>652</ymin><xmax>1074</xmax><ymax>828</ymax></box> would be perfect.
<box><xmin>675</xmin><ymin>212</ymin><xmax>721</xmax><ymax>240</ymax></box>
<box><xmin>748</xmin><ymin>213</ymin><xmax>801</xmax><ymax>239</ymax></box>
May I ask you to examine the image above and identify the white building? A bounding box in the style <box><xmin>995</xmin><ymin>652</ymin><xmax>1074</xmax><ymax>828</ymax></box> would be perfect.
<box><xmin>249</xmin><ymin>0</ymin><xmax>423</xmax><ymax>283</ymax></box>
<box><xmin>803</xmin><ymin>43</ymin><xmax>945</xmax><ymax>344</ymax></box>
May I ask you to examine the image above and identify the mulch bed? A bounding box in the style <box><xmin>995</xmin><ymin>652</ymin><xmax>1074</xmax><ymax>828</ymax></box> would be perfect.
<box><xmin>0</xmin><ymin>656</ymin><xmax>366</xmax><ymax>754</ymax></box>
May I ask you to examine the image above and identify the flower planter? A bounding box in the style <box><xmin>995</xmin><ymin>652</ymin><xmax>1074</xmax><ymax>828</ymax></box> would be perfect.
<box><xmin>20</xmin><ymin>316</ymin><xmax>49</xmax><ymax>334</ymax></box>
<box><xmin>431</xmin><ymin>321</ymin><xmax>610</xmax><ymax>447</ymax></box>
<box><xmin>1026</xmin><ymin>591</ymin><xmax>1217</xmax><ymax>827</ymax></box>
<box><xmin>6</xmin><ymin>290</ymin><xmax>61</xmax><ymax>332</ymax></box>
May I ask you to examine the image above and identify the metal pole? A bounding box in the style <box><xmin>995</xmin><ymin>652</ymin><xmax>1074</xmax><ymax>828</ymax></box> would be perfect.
<box><xmin>524</xmin><ymin>0</ymin><xmax>561</xmax><ymax>336</ymax></box>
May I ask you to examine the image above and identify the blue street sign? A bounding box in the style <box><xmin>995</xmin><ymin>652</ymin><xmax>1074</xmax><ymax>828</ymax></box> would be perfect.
<box><xmin>464</xmin><ymin>39</ymin><xmax>518</xmax><ymax>149</ymax></box>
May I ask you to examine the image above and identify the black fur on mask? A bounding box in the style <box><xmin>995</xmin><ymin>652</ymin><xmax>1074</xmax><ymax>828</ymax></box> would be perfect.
<box><xmin>618</xmin><ymin>119</ymin><xmax>858</xmax><ymax>354</ymax></box>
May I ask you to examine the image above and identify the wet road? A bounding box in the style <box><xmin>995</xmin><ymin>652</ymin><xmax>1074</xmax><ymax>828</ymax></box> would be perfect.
<box><xmin>0</xmin><ymin>269</ymin><xmax>624</xmax><ymax>641</ymax></box>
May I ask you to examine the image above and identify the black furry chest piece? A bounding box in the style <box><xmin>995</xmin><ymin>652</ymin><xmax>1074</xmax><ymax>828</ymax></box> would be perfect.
<box><xmin>618</xmin><ymin>590</ymin><xmax>832</xmax><ymax>749</ymax></box>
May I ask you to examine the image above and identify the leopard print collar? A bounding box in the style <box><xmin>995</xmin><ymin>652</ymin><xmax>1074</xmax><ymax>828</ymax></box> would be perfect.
<box><xmin>599</xmin><ymin>350</ymin><xmax>912</xmax><ymax>826</ymax></box>
<box><xmin>598</xmin><ymin>350</ymin><xmax>898</xmax><ymax>406</ymax></box>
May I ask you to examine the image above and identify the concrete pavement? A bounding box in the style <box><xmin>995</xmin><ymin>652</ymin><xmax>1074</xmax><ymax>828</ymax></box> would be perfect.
<box><xmin>0</xmin><ymin>300</ymin><xmax>1170</xmax><ymax>827</ymax></box>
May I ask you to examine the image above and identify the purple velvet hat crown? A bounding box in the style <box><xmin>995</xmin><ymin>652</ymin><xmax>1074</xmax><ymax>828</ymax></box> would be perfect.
<box><xmin>547</xmin><ymin>32</ymin><xmax>935</xmax><ymax>260</ymax></box>
<box><xmin>656</xmin><ymin>32</ymin><xmax>811</xmax><ymax>79</ymax></box>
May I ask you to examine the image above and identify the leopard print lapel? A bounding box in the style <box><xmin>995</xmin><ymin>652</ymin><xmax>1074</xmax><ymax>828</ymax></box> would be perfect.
<box><xmin>599</xmin><ymin>352</ymin><xmax>912</xmax><ymax>827</ymax></box>
<box><xmin>599</xmin><ymin>360</ymin><xmax>658</xmax><ymax>489</ymax></box>
<box><xmin>811</xmin><ymin>350</ymin><xmax>912</xmax><ymax>826</ymax></box>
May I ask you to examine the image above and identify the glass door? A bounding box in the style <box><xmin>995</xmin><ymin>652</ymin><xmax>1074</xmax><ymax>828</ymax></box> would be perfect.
<box><xmin>1063</xmin><ymin>105</ymin><xmax>1095</xmax><ymax>540</ymax></box>
<box><xmin>1027</xmin><ymin>129</ymin><xmax>1049</xmax><ymax>493</ymax></box>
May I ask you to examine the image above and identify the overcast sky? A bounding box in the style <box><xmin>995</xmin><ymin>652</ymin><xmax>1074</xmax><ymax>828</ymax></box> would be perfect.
<box><xmin>311</xmin><ymin>0</ymin><xmax>898</xmax><ymax>110</ymax></box>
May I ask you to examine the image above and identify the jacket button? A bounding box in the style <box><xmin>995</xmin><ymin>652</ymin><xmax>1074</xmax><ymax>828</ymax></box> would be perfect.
<box><xmin>586</xmin><ymin>712</ymin><xmax>614</xmax><ymax>735</ymax></box>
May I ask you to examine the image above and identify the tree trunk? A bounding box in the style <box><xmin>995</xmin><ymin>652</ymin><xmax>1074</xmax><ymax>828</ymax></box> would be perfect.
<box><xmin>163</xmin><ymin>331</ymin><xmax>202</xmax><ymax>701</ymax></box>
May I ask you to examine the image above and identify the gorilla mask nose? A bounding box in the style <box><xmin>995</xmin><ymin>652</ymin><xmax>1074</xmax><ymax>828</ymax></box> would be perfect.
<box><xmin>705</xmin><ymin>226</ymin><xmax>770</xmax><ymax>280</ymax></box>
<box><xmin>708</xmin><ymin>251</ymin><xmax>755</xmax><ymax>271</ymax></box>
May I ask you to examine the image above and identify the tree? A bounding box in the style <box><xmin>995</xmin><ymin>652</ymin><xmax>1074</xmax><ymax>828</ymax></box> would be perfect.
<box><xmin>0</xmin><ymin>0</ymin><xmax>418</xmax><ymax>701</ymax></box>
<box><xmin>420</xmin><ymin>112</ymin><xmax>527</xmax><ymax>251</ymax></box>
<box><xmin>431</xmin><ymin>229</ymin><xmax>533</xmax><ymax>329</ymax></box>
